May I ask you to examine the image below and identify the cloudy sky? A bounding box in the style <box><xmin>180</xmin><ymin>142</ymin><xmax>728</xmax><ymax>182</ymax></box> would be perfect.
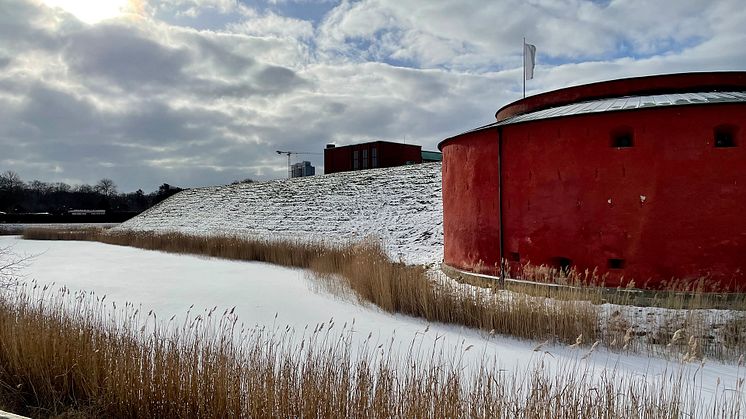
<box><xmin>1</xmin><ymin>0</ymin><xmax>744</xmax><ymax>191</ymax></box>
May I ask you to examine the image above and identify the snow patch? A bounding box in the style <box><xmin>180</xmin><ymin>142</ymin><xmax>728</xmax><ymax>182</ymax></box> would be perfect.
<box><xmin>117</xmin><ymin>163</ymin><xmax>443</xmax><ymax>266</ymax></box>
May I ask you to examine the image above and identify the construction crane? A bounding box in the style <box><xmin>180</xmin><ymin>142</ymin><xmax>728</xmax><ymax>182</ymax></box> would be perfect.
<box><xmin>276</xmin><ymin>150</ymin><xmax>321</xmax><ymax>178</ymax></box>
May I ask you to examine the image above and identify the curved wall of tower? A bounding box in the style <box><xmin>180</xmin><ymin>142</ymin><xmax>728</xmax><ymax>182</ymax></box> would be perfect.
<box><xmin>439</xmin><ymin>72</ymin><xmax>746</xmax><ymax>290</ymax></box>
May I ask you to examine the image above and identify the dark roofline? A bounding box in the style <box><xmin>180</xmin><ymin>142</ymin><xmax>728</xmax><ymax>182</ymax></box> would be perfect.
<box><xmin>438</xmin><ymin>121</ymin><xmax>501</xmax><ymax>150</ymax></box>
<box><xmin>439</xmin><ymin>90</ymin><xmax>746</xmax><ymax>151</ymax></box>
<box><xmin>495</xmin><ymin>71</ymin><xmax>746</xmax><ymax>121</ymax></box>
<box><xmin>325</xmin><ymin>140</ymin><xmax>422</xmax><ymax>150</ymax></box>
<box><xmin>438</xmin><ymin>72</ymin><xmax>746</xmax><ymax>151</ymax></box>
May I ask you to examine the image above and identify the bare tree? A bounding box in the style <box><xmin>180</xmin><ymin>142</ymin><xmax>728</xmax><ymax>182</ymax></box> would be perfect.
<box><xmin>0</xmin><ymin>170</ymin><xmax>24</xmax><ymax>191</ymax></box>
<box><xmin>53</xmin><ymin>182</ymin><xmax>71</xmax><ymax>193</ymax></box>
<box><xmin>76</xmin><ymin>184</ymin><xmax>95</xmax><ymax>194</ymax></box>
<box><xmin>29</xmin><ymin>179</ymin><xmax>52</xmax><ymax>194</ymax></box>
<box><xmin>95</xmin><ymin>178</ymin><xmax>118</xmax><ymax>196</ymax></box>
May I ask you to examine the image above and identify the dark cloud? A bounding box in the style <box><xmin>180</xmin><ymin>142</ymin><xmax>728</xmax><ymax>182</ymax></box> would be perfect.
<box><xmin>0</xmin><ymin>0</ymin><xmax>743</xmax><ymax>191</ymax></box>
<box><xmin>115</xmin><ymin>102</ymin><xmax>223</xmax><ymax>145</ymax></box>
<box><xmin>17</xmin><ymin>84</ymin><xmax>104</xmax><ymax>140</ymax></box>
<box><xmin>0</xmin><ymin>0</ymin><xmax>64</xmax><ymax>52</ymax></box>
<box><xmin>61</xmin><ymin>21</ymin><xmax>309</xmax><ymax>101</ymax></box>
<box><xmin>255</xmin><ymin>65</ymin><xmax>307</xmax><ymax>91</ymax></box>
<box><xmin>65</xmin><ymin>24</ymin><xmax>191</xmax><ymax>90</ymax></box>
<box><xmin>189</xmin><ymin>35</ymin><xmax>256</xmax><ymax>75</ymax></box>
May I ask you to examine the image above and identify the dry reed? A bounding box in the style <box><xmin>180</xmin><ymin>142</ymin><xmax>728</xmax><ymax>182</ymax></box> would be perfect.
<box><xmin>21</xmin><ymin>228</ymin><xmax>597</xmax><ymax>345</ymax></box>
<box><xmin>18</xmin><ymin>228</ymin><xmax>746</xmax><ymax>362</ymax></box>
<box><xmin>0</xmin><ymin>282</ymin><xmax>743</xmax><ymax>418</ymax></box>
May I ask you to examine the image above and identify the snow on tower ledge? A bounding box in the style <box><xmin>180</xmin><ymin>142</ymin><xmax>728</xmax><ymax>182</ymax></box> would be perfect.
<box><xmin>116</xmin><ymin>163</ymin><xmax>443</xmax><ymax>265</ymax></box>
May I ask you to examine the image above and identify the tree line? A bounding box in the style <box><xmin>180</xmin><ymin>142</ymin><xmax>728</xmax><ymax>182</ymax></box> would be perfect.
<box><xmin>0</xmin><ymin>170</ymin><xmax>183</xmax><ymax>215</ymax></box>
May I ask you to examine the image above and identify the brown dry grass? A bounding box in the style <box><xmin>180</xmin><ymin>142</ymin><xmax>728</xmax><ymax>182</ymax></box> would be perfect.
<box><xmin>19</xmin><ymin>228</ymin><xmax>746</xmax><ymax>363</ymax></box>
<box><xmin>21</xmin><ymin>228</ymin><xmax>598</xmax><ymax>345</ymax></box>
<box><xmin>510</xmin><ymin>261</ymin><xmax>746</xmax><ymax>308</ymax></box>
<box><xmin>1</xmin><ymin>282</ymin><xmax>743</xmax><ymax>418</ymax></box>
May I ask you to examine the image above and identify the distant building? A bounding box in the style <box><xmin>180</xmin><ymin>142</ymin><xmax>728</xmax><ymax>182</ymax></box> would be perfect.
<box><xmin>68</xmin><ymin>209</ymin><xmax>106</xmax><ymax>215</ymax></box>
<box><xmin>291</xmin><ymin>161</ymin><xmax>315</xmax><ymax>178</ymax></box>
<box><xmin>324</xmin><ymin>141</ymin><xmax>441</xmax><ymax>174</ymax></box>
<box><xmin>421</xmin><ymin>150</ymin><xmax>443</xmax><ymax>163</ymax></box>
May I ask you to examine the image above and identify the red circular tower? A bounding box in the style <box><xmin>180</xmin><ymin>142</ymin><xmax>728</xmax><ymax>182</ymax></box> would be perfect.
<box><xmin>439</xmin><ymin>72</ymin><xmax>746</xmax><ymax>290</ymax></box>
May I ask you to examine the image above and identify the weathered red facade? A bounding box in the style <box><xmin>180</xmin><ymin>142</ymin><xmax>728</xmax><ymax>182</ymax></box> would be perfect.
<box><xmin>439</xmin><ymin>72</ymin><xmax>746</xmax><ymax>290</ymax></box>
<box><xmin>324</xmin><ymin>141</ymin><xmax>422</xmax><ymax>174</ymax></box>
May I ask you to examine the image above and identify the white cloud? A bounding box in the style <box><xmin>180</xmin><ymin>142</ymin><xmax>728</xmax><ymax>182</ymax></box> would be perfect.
<box><xmin>227</xmin><ymin>11</ymin><xmax>314</xmax><ymax>41</ymax></box>
<box><xmin>317</xmin><ymin>0</ymin><xmax>744</xmax><ymax>70</ymax></box>
<box><xmin>0</xmin><ymin>0</ymin><xmax>744</xmax><ymax>191</ymax></box>
<box><xmin>153</xmin><ymin>0</ymin><xmax>240</xmax><ymax>17</ymax></box>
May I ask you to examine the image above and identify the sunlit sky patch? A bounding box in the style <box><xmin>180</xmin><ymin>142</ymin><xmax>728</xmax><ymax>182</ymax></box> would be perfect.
<box><xmin>40</xmin><ymin>0</ymin><xmax>135</xmax><ymax>23</ymax></box>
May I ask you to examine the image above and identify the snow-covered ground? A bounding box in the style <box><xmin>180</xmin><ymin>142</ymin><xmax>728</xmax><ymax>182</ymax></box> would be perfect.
<box><xmin>116</xmin><ymin>163</ymin><xmax>443</xmax><ymax>266</ymax></box>
<box><xmin>2</xmin><ymin>236</ymin><xmax>744</xmax><ymax>413</ymax></box>
<box><xmin>0</xmin><ymin>409</ymin><xmax>28</xmax><ymax>419</ymax></box>
<box><xmin>110</xmin><ymin>165</ymin><xmax>746</xmax><ymax>361</ymax></box>
<box><xmin>433</xmin><ymin>269</ymin><xmax>746</xmax><ymax>362</ymax></box>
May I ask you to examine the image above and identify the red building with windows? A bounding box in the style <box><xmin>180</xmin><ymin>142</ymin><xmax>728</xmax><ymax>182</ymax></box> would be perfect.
<box><xmin>324</xmin><ymin>141</ymin><xmax>423</xmax><ymax>174</ymax></box>
<box><xmin>439</xmin><ymin>72</ymin><xmax>746</xmax><ymax>290</ymax></box>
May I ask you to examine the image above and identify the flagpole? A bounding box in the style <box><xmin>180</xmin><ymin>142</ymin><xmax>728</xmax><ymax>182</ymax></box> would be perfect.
<box><xmin>522</xmin><ymin>37</ymin><xmax>526</xmax><ymax>99</ymax></box>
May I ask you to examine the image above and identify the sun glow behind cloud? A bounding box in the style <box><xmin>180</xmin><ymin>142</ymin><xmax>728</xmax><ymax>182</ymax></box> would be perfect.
<box><xmin>41</xmin><ymin>0</ymin><xmax>134</xmax><ymax>24</ymax></box>
<box><xmin>4</xmin><ymin>0</ymin><xmax>744</xmax><ymax>190</ymax></box>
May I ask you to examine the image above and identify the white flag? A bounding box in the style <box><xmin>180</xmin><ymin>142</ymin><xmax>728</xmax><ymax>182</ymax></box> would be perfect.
<box><xmin>524</xmin><ymin>42</ymin><xmax>536</xmax><ymax>80</ymax></box>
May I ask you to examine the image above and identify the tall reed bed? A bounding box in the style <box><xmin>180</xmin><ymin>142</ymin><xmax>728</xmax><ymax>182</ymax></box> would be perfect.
<box><xmin>0</xmin><ymin>282</ymin><xmax>743</xmax><ymax>418</ymax></box>
<box><xmin>510</xmin><ymin>262</ymin><xmax>746</xmax><ymax>308</ymax></box>
<box><xmin>21</xmin><ymin>228</ymin><xmax>597</xmax><ymax>345</ymax></box>
<box><xmin>18</xmin><ymin>228</ymin><xmax>746</xmax><ymax>362</ymax></box>
<box><xmin>501</xmin><ymin>263</ymin><xmax>746</xmax><ymax>362</ymax></box>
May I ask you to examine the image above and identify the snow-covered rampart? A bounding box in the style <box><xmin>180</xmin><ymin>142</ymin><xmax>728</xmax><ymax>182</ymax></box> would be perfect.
<box><xmin>116</xmin><ymin>163</ymin><xmax>443</xmax><ymax>265</ymax></box>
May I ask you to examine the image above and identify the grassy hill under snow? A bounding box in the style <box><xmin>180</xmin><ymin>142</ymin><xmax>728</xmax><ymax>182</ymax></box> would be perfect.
<box><xmin>116</xmin><ymin>162</ymin><xmax>443</xmax><ymax>265</ymax></box>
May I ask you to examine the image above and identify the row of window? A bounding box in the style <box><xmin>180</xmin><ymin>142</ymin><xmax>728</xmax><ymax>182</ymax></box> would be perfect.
<box><xmin>353</xmin><ymin>147</ymin><xmax>378</xmax><ymax>169</ymax></box>
<box><xmin>610</xmin><ymin>126</ymin><xmax>738</xmax><ymax>148</ymax></box>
